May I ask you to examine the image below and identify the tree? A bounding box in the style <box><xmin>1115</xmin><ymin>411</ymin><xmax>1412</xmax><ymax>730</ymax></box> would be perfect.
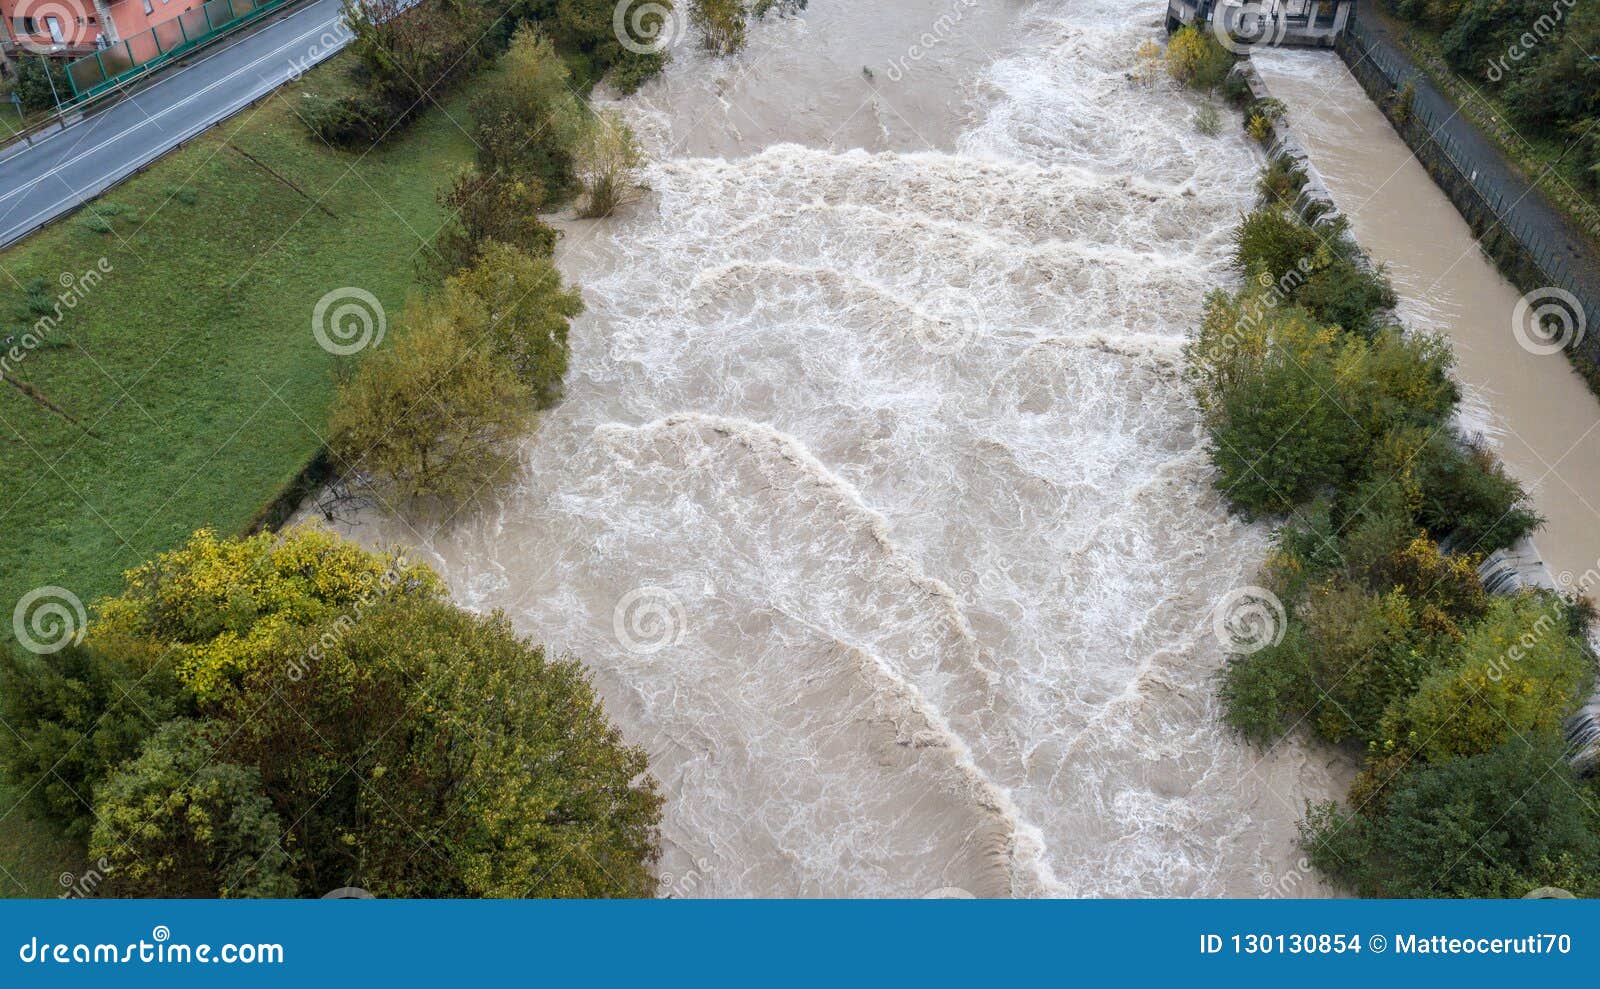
<box><xmin>470</xmin><ymin>26</ymin><xmax>586</xmax><ymax>191</ymax></box>
<box><xmin>0</xmin><ymin>643</ymin><xmax>182</xmax><ymax>840</ymax></box>
<box><xmin>91</xmin><ymin>525</ymin><xmax>440</xmax><ymax>702</ymax></box>
<box><xmin>444</xmin><ymin>241</ymin><xmax>583</xmax><ymax>408</ymax></box>
<box><xmin>1301</xmin><ymin>736</ymin><xmax>1600</xmax><ymax>898</ymax></box>
<box><xmin>328</xmin><ymin>304</ymin><xmax>534</xmax><ymax>506</ymax></box>
<box><xmin>216</xmin><ymin>598</ymin><xmax>663</xmax><ymax>897</ymax></box>
<box><xmin>90</xmin><ymin>720</ymin><xmax>298</xmax><ymax>898</ymax></box>
<box><xmin>431</xmin><ymin>166</ymin><xmax>558</xmax><ymax>275</ymax></box>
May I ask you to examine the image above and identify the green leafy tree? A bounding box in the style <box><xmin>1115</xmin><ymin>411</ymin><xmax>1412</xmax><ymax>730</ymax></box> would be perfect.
<box><xmin>1378</xmin><ymin>594</ymin><xmax>1592</xmax><ymax>763</ymax></box>
<box><xmin>328</xmin><ymin>305</ymin><xmax>535</xmax><ymax>506</ymax></box>
<box><xmin>444</xmin><ymin>241</ymin><xmax>584</xmax><ymax>408</ymax></box>
<box><xmin>0</xmin><ymin>644</ymin><xmax>182</xmax><ymax>840</ymax></box>
<box><xmin>1301</xmin><ymin>736</ymin><xmax>1600</xmax><ymax>898</ymax></box>
<box><xmin>91</xmin><ymin>720</ymin><xmax>298</xmax><ymax>898</ymax></box>
<box><xmin>216</xmin><ymin>598</ymin><xmax>663</xmax><ymax>897</ymax></box>
<box><xmin>91</xmin><ymin>526</ymin><xmax>439</xmax><ymax>702</ymax></box>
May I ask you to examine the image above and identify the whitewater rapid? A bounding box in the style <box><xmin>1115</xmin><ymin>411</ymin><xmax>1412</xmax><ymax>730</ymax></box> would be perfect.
<box><xmin>316</xmin><ymin>0</ymin><xmax>1348</xmax><ymax>895</ymax></box>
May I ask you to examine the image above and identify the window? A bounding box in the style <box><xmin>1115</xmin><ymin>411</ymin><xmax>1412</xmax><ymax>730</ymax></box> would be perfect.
<box><xmin>142</xmin><ymin>0</ymin><xmax>153</xmax><ymax>12</ymax></box>
<box><xmin>15</xmin><ymin>16</ymin><xmax>36</xmax><ymax>34</ymax></box>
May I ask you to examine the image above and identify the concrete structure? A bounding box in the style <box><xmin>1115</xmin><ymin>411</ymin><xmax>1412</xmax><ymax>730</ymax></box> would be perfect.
<box><xmin>1</xmin><ymin>0</ymin><xmax>206</xmax><ymax>60</ymax></box>
<box><xmin>1166</xmin><ymin>0</ymin><xmax>1354</xmax><ymax>48</ymax></box>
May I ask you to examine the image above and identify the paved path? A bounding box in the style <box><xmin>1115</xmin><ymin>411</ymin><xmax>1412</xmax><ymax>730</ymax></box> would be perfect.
<box><xmin>1344</xmin><ymin>1</ymin><xmax>1600</xmax><ymax>324</ymax></box>
<box><xmin>0</xmin><ymin>0</ymin><xmax>347</xmax><ymax>250</ymax></box>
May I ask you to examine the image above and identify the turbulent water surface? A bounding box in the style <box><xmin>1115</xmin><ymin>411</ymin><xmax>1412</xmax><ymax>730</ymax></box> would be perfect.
<box><xmin>318</xmin><ymin>0</ymin><xmax>1348</xmax><ymax>896</ymax></box>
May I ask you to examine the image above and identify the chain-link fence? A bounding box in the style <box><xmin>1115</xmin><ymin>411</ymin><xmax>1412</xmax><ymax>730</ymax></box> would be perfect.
<box><xmin>1343</xmin><ymin>14</ymin><xmax>1600</xmax><ymax>345</ymax></box>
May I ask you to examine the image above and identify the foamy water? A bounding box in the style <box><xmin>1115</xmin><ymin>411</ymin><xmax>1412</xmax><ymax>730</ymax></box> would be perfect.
<box><xmin>317</xmin><ymin>0</ymin><xmax>1348</xmax><ymax>896</ymax></box>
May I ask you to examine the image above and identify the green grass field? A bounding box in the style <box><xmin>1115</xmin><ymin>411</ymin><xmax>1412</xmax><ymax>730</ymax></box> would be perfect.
<box><xmin>0</xmin><ymin>54</ymin><xmax>482</xmax><ymax>895</ymax></box>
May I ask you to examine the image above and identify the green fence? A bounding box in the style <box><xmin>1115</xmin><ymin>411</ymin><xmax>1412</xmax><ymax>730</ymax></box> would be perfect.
<box><xmin>64</xmin><ymin>0</ymin><xmax>297</xmax><ymax>102</ymax></box>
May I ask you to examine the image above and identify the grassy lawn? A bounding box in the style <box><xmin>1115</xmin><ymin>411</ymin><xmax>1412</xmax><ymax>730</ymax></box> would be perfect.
<box><xmin>0</xmin><ymin>54</ymin><xmax>483</xmax><ymax>895</ymax></box>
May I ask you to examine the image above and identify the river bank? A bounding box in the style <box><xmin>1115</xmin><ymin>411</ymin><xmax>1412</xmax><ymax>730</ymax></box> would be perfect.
<box><xmin>310</xmin><ymin>0</ymin><xmax>1348</xmax><ymax>895</ymax></box>
<box><xmin>1253</xmin><ymin>48</ymin><xmax>1600</xmax><ymax>592</ymax></box>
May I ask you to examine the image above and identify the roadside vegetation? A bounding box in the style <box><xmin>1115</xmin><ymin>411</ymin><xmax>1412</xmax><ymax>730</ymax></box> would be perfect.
<box><xmin>1377</xmin><ymin>0</ymin><xmax>1598</xmax><ymax>233</ymax></box>
<box><xmin>1194</xmin><ymin>154</ymin><xmax>1600</xmax><ymax>898</ymax></box>
<box><xmin>0</xmin><ymin>0</ymin><xmax>660</xmax><ymax>896</ymax></box>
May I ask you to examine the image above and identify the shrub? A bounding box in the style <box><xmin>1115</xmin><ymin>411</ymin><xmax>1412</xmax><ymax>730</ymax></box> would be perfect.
<box><xmin>328</xmin><ymin>304</ymin><xmax>535</xmax><ymax>505</ymax></box>
<box><xmin>1164</xmin><ymin>26</ymin><xmax>1233</xmax><ymax>91</ymax></box>
<box><xmin>1257</xmin><ymin>156</ymin><xmax>1307</xmax><ymax>208</ymax></box>
<box><xmin>90</xmin><ymin>720</ymin><xmax>297</xmax><ymax>898</ymax></box>
<box><xmin>1377</xmin><ymin>594</ymin><xmax>1591</xmax><ymax>763</ymax></box>
<box><xmin>443</xmin><ymin>241</ymin><xmax>584</xmax><ymax>408</ymax></box>
<box><xmin>303</xmin><ymin>0</ymin><xmax>491</xmax><ymax>146</ymax></box>
<box><xmin>216</xmin><ymin>597</ymin><xmax>663</xmax><ymax>897</ymax></box>
<box><xmin>575</xmin><ymin>109</ymin><xmax>647</xmax><ymax>217</ymax></box>
<box><xmin>90</xmin><ymin>525</ymin><xmax>440</xmax><ymax>702</ymax></box>
<box><xmin>1295</xmin><ymin>257</ymin><xmax>1397</xmax><ymax>335</ymax></box>
<box><xmin>1217</xmin><ymin>627</ymin><xmax>1315</xmax><ymax>746</ymax></box>
<box><xmin>1187</xmin><ymin>293</ymin><xmax>1362</xmax><ymax>514</ymax></box>
<box><xmin>1301</xmin><ymin>736</ymin><xmax>1600</xmax><ymax>898</ymax></box>
<box><xmin>1233</xmin><ymin>207</ymin><xmax>1323</xmax><ymax>287</ymax></box>
<box><xmin>1193</xmin><ymin>102</ymin><xmax>1222</xmax><ymax>136</ymax></box>
<box><xmin>0</xmin><ymin>644</ymin><xmax>182</xmax><ymax>841</ymax></box>
<box><xmin>514</xmin><ymin>0</ymin><xmax>673</xmax><ymax>86</ymax></box>
<box><xmin>13</xmin><ymin>57</ymin><xmax>68</xmax><ymax>114</ymax></box>
<box><xmin>296</xmin><ymin>90</ymin><xmax>407</xmax><ymax>148</ymax></box>
<box><xmin>1297</xmin><ymin>582</ymin><xmax>1439</xmax><ymax>746</ymax></box>
<box><xmin>1411</xmin><ymin>433</ymin><xmax>1542</xmax><ymax>553</ymax></box>
<box><xmin>692</xmin><ymin>0</ymin><xmax>748</xmax><ymax>54</ymax></box>
<box><xmin>430</xmin><ymin>166</ymin><xmax>558</xmax><ymax>276</ymax></box>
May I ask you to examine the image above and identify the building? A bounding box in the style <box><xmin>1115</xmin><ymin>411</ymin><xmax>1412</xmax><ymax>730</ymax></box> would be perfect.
<box><xmin>1166</xmin><ymin>0</ymin><xmax>1356</xmax><ymax>48</ymax></box>
<box><xmin>1</xmin><ymin>0</ymin><xmax>206</xmax><ymax>63</ymax></box>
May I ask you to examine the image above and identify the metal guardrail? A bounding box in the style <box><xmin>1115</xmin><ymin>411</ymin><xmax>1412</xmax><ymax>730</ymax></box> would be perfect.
<box><xmin>63</xmin><ymin>0</ymin><xmax>297</xmax><ymax>102</ymax></box>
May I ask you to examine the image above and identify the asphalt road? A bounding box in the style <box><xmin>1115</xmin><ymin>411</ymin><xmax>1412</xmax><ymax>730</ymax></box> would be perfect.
<box><xmin>0</xmin><ymin>0</ymin><xmax>349</xmax><ymax>250</ymax></box>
